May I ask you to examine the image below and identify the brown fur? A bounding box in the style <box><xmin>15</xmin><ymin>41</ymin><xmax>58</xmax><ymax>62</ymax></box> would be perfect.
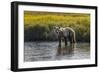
<box><xmin>54</xmin><ymin>27</ymin><xmax>76</xmax><ymax>47</ymax></box>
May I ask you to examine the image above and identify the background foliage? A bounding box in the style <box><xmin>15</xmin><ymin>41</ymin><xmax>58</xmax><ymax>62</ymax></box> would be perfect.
<box><xmin>24</xmin><ymin>11</ymin><xmax>90</xmax><ymax>42</ymax></box>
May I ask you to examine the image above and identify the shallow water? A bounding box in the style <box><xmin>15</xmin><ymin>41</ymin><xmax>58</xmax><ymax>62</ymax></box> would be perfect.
<box><xmin>24</xmin><ymin>42</ymin><xmax>90</xmax><ymax>62</ymax></box>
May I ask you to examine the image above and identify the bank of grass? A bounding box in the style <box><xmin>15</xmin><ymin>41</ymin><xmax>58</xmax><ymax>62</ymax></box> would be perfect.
<box><xmin>24</xmin><ymin>11</ymin><xmax>90</xmax><ymax>42</ymax></box>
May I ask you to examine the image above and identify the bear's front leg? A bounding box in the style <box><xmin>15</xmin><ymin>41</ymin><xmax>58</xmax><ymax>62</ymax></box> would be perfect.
<box><xmin>58</xmin><ymin>36</ymin><xmax>61</xmax><ymax>48</ymax></box>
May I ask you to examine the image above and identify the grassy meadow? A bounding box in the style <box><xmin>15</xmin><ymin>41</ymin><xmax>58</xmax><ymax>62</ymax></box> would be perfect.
<box><xmin>24</xmin><ymin>11</ymin><xmax>90</xmax><ymax>42</ymax></box>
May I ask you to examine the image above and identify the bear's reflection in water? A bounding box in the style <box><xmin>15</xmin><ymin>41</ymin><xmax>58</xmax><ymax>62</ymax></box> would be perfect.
<box><xmin>24</xmin><ymin>42</ymin><xmax>90</xmax><ymax>61</ymax></box>
<box><xmin>57</xmin><ymin>43</ymin><xmax>76</xmax><ymax>56</ymax></box>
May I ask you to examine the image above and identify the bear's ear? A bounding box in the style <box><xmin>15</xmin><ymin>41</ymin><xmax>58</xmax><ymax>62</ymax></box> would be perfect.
<box><xmin>58</xmin><ymin>26</ymin><xmax>60</xmax><ymax>28</ymax></box>
<box><xmin>54</xmin><ymin>26</ymin><xmax>58</xmax><ymax>29</ymax></box>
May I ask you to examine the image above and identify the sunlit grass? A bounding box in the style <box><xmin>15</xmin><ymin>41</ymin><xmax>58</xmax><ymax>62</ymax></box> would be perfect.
<box><xmin>24</xmin><ymin>11</ymin><xmax>90</xmax><ymax>42</ymax></box>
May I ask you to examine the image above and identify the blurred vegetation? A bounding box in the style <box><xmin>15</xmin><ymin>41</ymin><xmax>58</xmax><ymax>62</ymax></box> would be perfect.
<box><xmin>24</xmin><ymin>11</ymin><xmax>90</xmax><ymax>42</ymax></box>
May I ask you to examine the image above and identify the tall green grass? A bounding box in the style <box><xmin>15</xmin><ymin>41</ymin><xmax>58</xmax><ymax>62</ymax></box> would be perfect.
<box><xmin>24</xmin><ymin>11</ymin><xmax>90</xmax><ymax>42</ymax></box>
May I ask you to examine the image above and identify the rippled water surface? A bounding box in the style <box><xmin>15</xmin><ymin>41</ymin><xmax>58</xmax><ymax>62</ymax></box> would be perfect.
<box><xmin>24</xmin><ymin>42</ymin><xmax>90</xmax><ymax>62</ymax></box>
